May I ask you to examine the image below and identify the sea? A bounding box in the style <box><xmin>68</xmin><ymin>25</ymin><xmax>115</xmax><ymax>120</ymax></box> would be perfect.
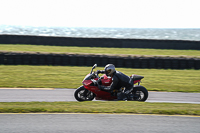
<box><xmin>0</xmin><ymin>25</ymin><xmax>200</xmax><ymax>41</ymax></box>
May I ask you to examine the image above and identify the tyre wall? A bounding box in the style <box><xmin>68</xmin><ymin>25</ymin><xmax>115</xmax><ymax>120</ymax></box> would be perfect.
<box><xmin>0</xmin><ymin>52</ymin><xmax>199</xmax><ymax>69</ymax></box>
<box><xmin>0</xmin><ymin>34</ymin><xmax>200</xmax><ymax>50</ymax></box>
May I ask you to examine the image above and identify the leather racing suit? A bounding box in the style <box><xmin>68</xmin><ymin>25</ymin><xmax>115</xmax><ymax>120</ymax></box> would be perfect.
<box><xmin>97</xmin><ymin>70</ymin><xmax>133</xmax><ymax>100</ymax></box>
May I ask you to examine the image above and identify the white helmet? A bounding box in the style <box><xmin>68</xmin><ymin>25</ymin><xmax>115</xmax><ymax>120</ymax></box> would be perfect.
<box><xmin>104</xmin><ymin>64</ymin><xmax>116</xmax><ymax>76</ymax></box>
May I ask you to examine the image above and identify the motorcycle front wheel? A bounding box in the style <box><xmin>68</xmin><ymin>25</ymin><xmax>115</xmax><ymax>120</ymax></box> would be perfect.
<box><xmin>131</xmin><ymin>85</ymin><xmax>148</xmax><ymax>101</ymax></box>
<box><xmin>74</xmin><ymin>86</ymin><xmax>95</xmax><ymax>101</ymax></box>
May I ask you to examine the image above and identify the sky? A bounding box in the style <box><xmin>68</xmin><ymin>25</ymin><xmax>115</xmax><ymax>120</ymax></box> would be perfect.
<box><xmin>0</xmin><ymin>0</ymin><xmax>200</xmax><ymax>28</ymax></box>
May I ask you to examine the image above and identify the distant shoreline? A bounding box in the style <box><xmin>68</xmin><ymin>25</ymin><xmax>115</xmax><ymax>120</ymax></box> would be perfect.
<box><xmin>1</xmin><ymin>25</ymin><xmax>200</xmax><ymax>41</ymax></box>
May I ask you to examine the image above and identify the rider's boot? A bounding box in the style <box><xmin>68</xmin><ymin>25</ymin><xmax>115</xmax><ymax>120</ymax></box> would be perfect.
<box><xmin>117</xmin><ymin>92</ymin><xmax>127</xmax><ymax>100</ymax></box>
<box><xmin>124</xmin><ymin>88</ymin><xmax>133</xmax><ymax>100</ymax></box>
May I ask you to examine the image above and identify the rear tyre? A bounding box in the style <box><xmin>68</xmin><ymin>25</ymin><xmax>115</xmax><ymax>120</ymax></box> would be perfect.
<box><xmin>131</xmin><ymin>85</ymin><xmax>148</xmax><ymax>101</ymax></box>
<box><xmin>74</xmin><ymin>86</ymin><xmax>95</xmax><ymax>101</ymax></box>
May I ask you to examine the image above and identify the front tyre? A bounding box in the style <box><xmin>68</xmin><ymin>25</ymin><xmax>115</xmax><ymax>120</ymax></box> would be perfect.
<box><xmin>132</xmin><ymin>85</ymin><xmax>148</xmax><ymax>101</ymax></box>
<box><xmin>74</xmin><ymin>86</ymin><xmax>95</xmax><ymax>101</ymax></box>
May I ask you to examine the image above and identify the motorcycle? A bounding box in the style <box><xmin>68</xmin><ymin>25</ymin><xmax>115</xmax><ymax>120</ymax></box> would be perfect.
<box><xmin>74</xmin><ymin>64</ymin><xmax>148</xmax><ymax>101</ymax></box>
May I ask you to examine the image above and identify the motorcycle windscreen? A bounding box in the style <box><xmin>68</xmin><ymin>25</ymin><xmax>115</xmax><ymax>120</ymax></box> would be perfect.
<box><xmin>83</xmin><ymin>74</ymin><xmax>92</xmax><ymax>80</ymax></box>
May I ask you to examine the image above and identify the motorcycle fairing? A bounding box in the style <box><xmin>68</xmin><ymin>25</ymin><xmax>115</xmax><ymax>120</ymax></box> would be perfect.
<box><xmin>82</xmin><ymin>73</ymin><xmax>143</xmax><ymax>101</ymax></box>
<box><xmin>83</xmin><ymin>84</ymin><xmax>117</xmax><ymax>100</ymax></box>
<box><xmin>82</xmin><ymin>80</ymin><xmax>93</xmax><ymax>86</ymax></box>
<box><xmin>100</xmin><ymin>74</ymin><xmax>112</xmax><ymax>86</ymax></box>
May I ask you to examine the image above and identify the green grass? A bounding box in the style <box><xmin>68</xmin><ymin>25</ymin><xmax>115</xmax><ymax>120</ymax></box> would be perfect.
<box><xmin>1</xmin><ymin>44</ymin><xmax>200</xmax><ymax>58</ymax></box>
<box><xmin>0</xmin><ymin>65</ymin><xmax>200</xmax><ymax>92</ymax></box>
<box><xmin>0</xmin><ymin>101</ymin><xmax>200</xmax><ymax>115</ymax></box>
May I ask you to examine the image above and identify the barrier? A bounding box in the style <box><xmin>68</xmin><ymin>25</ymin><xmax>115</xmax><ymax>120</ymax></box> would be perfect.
<box><xmin>0</xmin><ymin>52</ymin><xmax>199</xmax><ymax>69</ymax></box>
<box><xmin>1</xmin><ymin>34</ymin><xmax>200</xmax><ymax>50</ymax></box>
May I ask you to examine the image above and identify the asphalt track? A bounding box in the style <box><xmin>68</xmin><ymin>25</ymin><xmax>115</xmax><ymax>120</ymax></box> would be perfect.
<box><xmin>1</xmin><ymin>89</ymin><xmax>200</xmax><ymax>133</ymax></box>
<box><xmin>0</xmin><ymin>113</ymin><xmax>200</xmax><ymax>133</ymax></box>
<box><xmin>0</xmin><ymin>88</ymin><xmax>200</xmax><ymax>103</ymax></box>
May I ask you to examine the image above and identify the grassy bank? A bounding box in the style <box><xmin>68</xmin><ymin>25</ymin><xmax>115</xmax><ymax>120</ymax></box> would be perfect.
<box><xmin>0</xmin><ymin>101</ymin><xmax>199</xmax><ymax>115</ymax></box>
<box><xmin>0</xmin><ymin>65</ymin><xmax>200</xmax><ymax>92</ymax></box>
<box><xmin>1</xmin><ymin>44</ymin><xmax>200</xmax><ymax>58</ymax></box>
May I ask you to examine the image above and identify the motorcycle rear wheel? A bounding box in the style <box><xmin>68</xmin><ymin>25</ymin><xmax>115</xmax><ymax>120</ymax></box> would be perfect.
<box><xmin>74</xmin><ymin>86</ymin><xmax>95</xmax><ymax>101</ymax></box>
<box><xmin>131</xmin><ymin>85</ymin><xmax>148</xmax><ymax>101</ymax></box>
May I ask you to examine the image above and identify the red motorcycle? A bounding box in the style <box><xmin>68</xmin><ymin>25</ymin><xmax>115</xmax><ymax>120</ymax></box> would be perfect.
<box><xmin>74</xmin><ymin>64</ymin><xmax>148</xmax><ymax>101</ymax></box>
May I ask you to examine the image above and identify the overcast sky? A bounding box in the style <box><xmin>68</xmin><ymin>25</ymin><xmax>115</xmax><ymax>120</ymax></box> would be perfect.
<box><xmin>0</xmin><ymin>0</ymin><xmax>199</xmax><ymax>28</ymax></box>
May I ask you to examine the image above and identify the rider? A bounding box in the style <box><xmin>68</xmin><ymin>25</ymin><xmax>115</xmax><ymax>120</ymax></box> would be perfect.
<box><xmin>97</xmin><ymin>64</ymin><xmax>133</xmax><ymax>100</ymax></box>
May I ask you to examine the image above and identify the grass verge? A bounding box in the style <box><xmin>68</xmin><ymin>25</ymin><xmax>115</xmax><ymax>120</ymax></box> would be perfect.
<box><xmin>0</xmin><ymin>65</ymin><xmax>200</xmax><ymax>92</ymax></box>
<box><xmin>1</xmin><ymin>44</ymin><xmax>200</xmax><ymax>58</ymax></box>
<box><xmin>0</xmin><ymin>101</ymin><xmax>199</xmax><ymax>115</ymax></box>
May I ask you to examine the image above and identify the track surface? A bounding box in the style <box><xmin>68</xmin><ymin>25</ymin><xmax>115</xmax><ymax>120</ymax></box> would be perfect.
<box><xmin>0</xmin><ymin>88</ymin><xmax>200</xmax><ymax>103</ymax></box>
<box><xmin>1</xmin><ymin>89</ymin><xmax>200</xmax><ymax>133</ymax></box>
<box><xmin>0</xmin><ymin>114</ymin><xmax>199</xmax><ymax>133</ymax></box>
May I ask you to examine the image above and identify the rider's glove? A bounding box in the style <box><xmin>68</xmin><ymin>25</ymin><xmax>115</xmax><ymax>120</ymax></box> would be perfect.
<box><xmin>92</xmin><ymin>78</ymin><xmax>101</xmax><ymax>85</ymax></box>
<box><xmin>96</xmin><ymin>70</ymin><xmax>100</xmax><ymax>74</ymax></box>
<box><xmin>92</xmin><ymin>80</ymin><xmax>98</xmax><ymax>85</ymax></box>
<box><xmin>96</xmin><ymin>70</ymin><xmax>105</xmax><ymax>74</ymax></box>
